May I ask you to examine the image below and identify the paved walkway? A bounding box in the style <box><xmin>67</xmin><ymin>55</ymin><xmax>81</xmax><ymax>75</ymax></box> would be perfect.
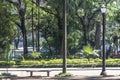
<box><xmin>0</xmin><ymin>67</ymin><xmax>120</xmax><ymax>80</ymax></box>
<box><xmin>15</xmin><ymin>75</ymin><xmax>120</xmax><ymax>80</ymax></box>
<box><xmin>50</xmin><ymin>75</ymin><xmax>120</xmax><ymax>80</ymax></box>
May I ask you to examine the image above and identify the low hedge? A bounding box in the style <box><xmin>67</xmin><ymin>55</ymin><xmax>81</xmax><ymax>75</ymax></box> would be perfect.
<box><xmin>0</xmin><ymin>58</ymin><xmax>120</xmax><ymax>67</ymax></box>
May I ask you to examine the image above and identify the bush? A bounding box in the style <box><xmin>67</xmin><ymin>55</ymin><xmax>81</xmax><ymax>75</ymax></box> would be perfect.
<box><xmin>78</xmin><ymin>45</ymin><xmax>99</xmax><ymax>59</ymax></box>
<box><xmin>0</xmin><ymin>58</ymin><xmax>120</xmax><ymax>68</ymax></box>
<box><xmin>28</xmin><ymin>51</ymin><xmax>41</xmax><ymax>60</ymax></box>
<box><xmin>0</xmin><ymin>61</ymin><xmax>7</xmax><ymax>66</ymax></box>
<box><xmin>48</xmin><ymin>59</ymin><xmax>62</xmax><ymax>64</ymax></box>
<box><xmin>21</xmin><ymin>60</ymin><xmax>40</xmax><ymax>65</ymax></box>
<box><xmin>9</xmin><ymin>61</ymin><xmax>16</xmax><ymax>65</ymax></box>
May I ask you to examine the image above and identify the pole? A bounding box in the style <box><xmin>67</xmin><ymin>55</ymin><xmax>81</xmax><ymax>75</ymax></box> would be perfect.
<box><xmin>63</xmin><ymin>0</ymin><xmax>67</xmax><ymax>73</ymax></box>
<box><xmin>100</xmin><ymin>12</ymin><xmax>107</xmax><ymax>76</ymax></box>
<box><xmin>37</xmin><ymin>0</ymin><xmax>40</xmax><ymax>52</ymax></box>
<box><xmin>32</xmin><ymin>3</ymin><xmax>34</xmax><ymax>51</ymax></box>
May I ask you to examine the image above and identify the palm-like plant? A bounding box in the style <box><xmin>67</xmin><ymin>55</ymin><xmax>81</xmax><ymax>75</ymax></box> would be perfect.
<box><xmin>81</xmin><ymin>45</ymin><xmax>99</xmax><ymax>61</ymax></box>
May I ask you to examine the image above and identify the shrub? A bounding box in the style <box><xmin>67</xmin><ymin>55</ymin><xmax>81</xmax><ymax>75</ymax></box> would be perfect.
<box><xmin>0</xmin><ymin>61</ymin><xmax>7</xmax><ymax>66</ymax></box>
<box><xmin>48</xmin><ymin>59</ymin><xmax>62</xmax><ymax>64</ymax></box>
<box><xmin>80</xmin><ymin>45</ymin><xmax>99</xmax><ymax>60</ymax></box>
<box><xmin>0</xmin><ymin>58</ymin><xmax>120</xmax><ymax>68</ymax></box>
<box><xmin>28</xmin><ymin>51</ymin><xmax>41</xmax><ymax>60</ymax></box>
<box><xmin>21</xmin><ymin>60</ymin><xmax>40</xmax><ymax>65</ymax></box>
<box><xmin>9</xmin><ymin>61</ymin><xmax>16</xmax><ymax>65</ymax></box>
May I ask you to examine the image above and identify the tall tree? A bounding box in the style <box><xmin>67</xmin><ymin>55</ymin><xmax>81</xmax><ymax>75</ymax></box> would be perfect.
<box><xmin>33</xmin><ymin>0</ymin><xmax>65</xmax><ymax>55</ymax></box>
<box><xmin>7</xmin><ymin>0</ymin><xmax>28</xmax><ymax>57</ymax></box>
<box><xmin>0</xmin><ymin>0</ymin><xmax>16</xmax><ymax>59</ymax></box>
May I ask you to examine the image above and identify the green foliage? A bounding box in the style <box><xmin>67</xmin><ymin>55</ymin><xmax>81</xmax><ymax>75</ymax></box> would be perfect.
<box><xmin>21</xmin><ymin>60</ymin><xmax>40</xmax><ymax>65</ymax></box>
<box><xmin>67</xmin><ymin>30</ymin><xmax>82</xmax><ymax>54</ymax></box>
<box><xmin>114</xmin><ymin>10</ymin><xmax>120</xmax><ymax>23</ymax></box>
<box><xmin>0</xmin><ymin>61</ymin><xmax>8</xmax><ymax>66</ymax></box>
<box><xmin>0</xmin><ymin>1</ymin><xmax>17</xmax><ymax>59</ymax></box>
<box><xmin>28</xmin><ymin>51</ymin><xmax>41</xmax><ymax>60</ymax></box>
<box><xmin>48</xmin><ymin>59</ymin><xmax>62</xmax><ymax>64</ymax></box>
<box><xmin>80</xmin><ymin>45</ymin><xmax>99</xmax><ymax>59</ymax></box>
<box><xmin>1</xmin><ymin>58</ymin><xmax>120</xmax><ymax>67</ymax></box>
<box><xmin>57</xmin><ymin>72</ymin><xmax>72</xmax><ymax>77</ymax></box>
<box><xmin>0</xmin><ymin>61</ymin><xmax>15</xmax><ymax>66</ymax></box>
<box><xmin>9</xmin><ymin>61</ymin><xmax>16</xmax><ymax>65</ymax></box>
<box><xmin>83</xmin><ymin>45</ymin><xmax>93</xmax><ymax>54</ymax></box>
<box><xmin>2</xmin><ymin>0</ymin><xmax>120</xmax><ymax>59</ymax></box>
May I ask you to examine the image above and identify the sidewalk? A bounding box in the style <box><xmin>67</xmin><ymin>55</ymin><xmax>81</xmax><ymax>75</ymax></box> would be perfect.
<box><xmin>16</xmin><ymin>75</ymin><xmax>120</xmax><ymax>80</ymax></box>
<box><xmin>1</xmin><ymin>68</ymin><xmax>120</xmax><ymax>80</ymax></box>
<box><xmin>1</xmin><ymin>67</ymin><xmax>120</xmax><ymax>77</ymax></box>
<box><xmin>50</xmin><ymin>75</ymin><xmax>120</xmax><ymax>80</ymax></box>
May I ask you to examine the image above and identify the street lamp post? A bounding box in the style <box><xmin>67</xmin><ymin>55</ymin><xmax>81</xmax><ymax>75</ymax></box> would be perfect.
<box><xmin>100</xmin><ymin>4</ymin><xmax>107</xmax><ymax>76</ymax></box>
<box><xmin>63</xmin><ymin>0</ymin><xmax>67</xmax><ymax>73</ymax></box>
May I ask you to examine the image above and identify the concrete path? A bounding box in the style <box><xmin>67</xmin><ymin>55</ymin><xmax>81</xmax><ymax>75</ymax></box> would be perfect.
<box><xmin>50</xmin><ymin>75</ymin><xmax>120</xmax><ymax>80</ymax></box>
<box><xmin>0</xmin><ymin>67</ymin><xmax>120</xmax><ymax>80</ymax></box>
<box><xmin>1</xmin><ymin>67</ymin><xmax>120</xmax><ymax>76</ymax></box>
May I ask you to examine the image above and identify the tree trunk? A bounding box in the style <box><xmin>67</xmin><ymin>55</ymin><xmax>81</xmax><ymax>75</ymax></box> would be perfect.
<box><xmin>95</xmin><ymin>21</ymin><xmax>101</xmax><ymax>49</ymax></box>
<box><xmin>57</xmin><ymin>16</ymin><xmax>63</xmax><ymax>55</ymax></box>
<box><xmin>14</xmin><ymin>36</ymin><xmax>20</xmax><ymax>49</ymax></box>
<box><xmin>83</xmin><ymin>24</ymin><xmax>87</xmax><ymax>45</ymax></box>
<box><xmin>80</xmin><ymin>16</ymin><xmax>87</xmax><ymax>46</ymax></box>
<box><xmin>20</xmin><ymin>16</ymin><xmax>28</xmax><ymax>58</ymax></box>
<box><xmin>46</xmin><ymin>38</ymin><xmax>53</xmax><ymax>56</ymax></box>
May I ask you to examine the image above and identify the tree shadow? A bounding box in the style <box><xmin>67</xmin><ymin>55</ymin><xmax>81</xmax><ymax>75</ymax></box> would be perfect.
<box><xmin>50</xmin><ymin>75</ymin><xmax>120</xmax><ymax>80</ymax></box>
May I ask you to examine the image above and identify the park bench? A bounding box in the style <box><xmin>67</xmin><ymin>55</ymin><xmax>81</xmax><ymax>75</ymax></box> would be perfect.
<box><xmin>0</xmin><ymin>69</ymin><xmax>51</xmax><ymax>77</ymax></box>
<box><xmin>26</xmin><ymin>70</ymin><xmax>51</xmax><ymax>77</ymax></box>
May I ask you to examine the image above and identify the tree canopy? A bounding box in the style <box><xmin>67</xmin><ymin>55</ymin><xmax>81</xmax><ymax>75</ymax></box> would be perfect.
<box><xmin>0</xmin><ymin>0</ymin><xmax>120</xmax><ymax>59</ymax></box>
